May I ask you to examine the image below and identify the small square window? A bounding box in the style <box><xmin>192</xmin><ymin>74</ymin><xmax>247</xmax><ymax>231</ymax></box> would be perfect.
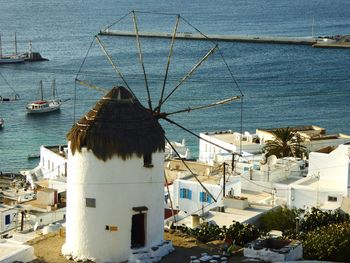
<box><xmin>180</xmin><ymin>188</ymin><xmax>192</xmax><ymax>200</ymax></box>
<box><xmin>143</xmin><ymin>153</ymin><xmax>153</xmax><ymax>168</ymax></box>
<box><xmin>5</xmin><ymin>214</ymin><xmax>11</xmax><ymax>225</ymax></box>
<box><xmin>199</xmin><ymin>192</ymin><xmax>212</xmax><ymax>203</ymax></box>
<box><xmin>86</xmin><ymin>198</ymin><xmax>96</xmax><ymax>208</ymax></box>
<box><xmin>328</xmin><ymin>196</ymin><xmax>337</xmax><ymax>202</ymax></box>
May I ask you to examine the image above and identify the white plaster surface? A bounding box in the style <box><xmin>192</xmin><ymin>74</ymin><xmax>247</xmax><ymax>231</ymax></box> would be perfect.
<box><xmin>62</xmin><ymin>144</ymin><xmax>165</xmax><ymax>262</ymax></box>
<box><xmin>0</xmin><ymin>240</ymin><xmax>36</xmax><ymax>263</ymax></box>
<box><xmin>244</xmin><ymin>241</ymin><xmax>302</xmax><ymax>262</ymax></box>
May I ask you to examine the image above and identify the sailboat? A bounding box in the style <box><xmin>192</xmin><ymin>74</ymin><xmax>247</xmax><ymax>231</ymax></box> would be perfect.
<box><xmin>0</xmin><ymin>71</ymin><xmax>20</xmax><ymax>101</ymax></box>
<box><xmin>26</xmin><ymin>80</ymin><xmax>62</xmax><ymax>114</ymax></box>
<box><xmin>0</xmin><ymin>33</ymin><xmax>25</xmax><ymax>64</ymax></box>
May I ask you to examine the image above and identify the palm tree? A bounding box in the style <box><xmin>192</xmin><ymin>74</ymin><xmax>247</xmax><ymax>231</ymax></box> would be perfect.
<box><xmin>262</xmin><ymin>127</ymin><xmax>307</xmax><ymax>158</ymax></box>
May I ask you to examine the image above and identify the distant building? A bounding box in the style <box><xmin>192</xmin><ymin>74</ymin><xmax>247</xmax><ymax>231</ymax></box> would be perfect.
<box><xmin>199</xmin><ymin>125</ymin><xmax>350</xmax><ymax>165</ymax></box>
<box><xmin>275</xmin><ymin>144</ymin><xmax>350</xmax><ymax>210</ymax></box>
<box><xmin>199</xmin><ymin>130</ymin><xmax>261</xmax><ymax>165</ymax></box>
<box><xmin>0</xmin><ymin>204</ymin><xmax>17</xmax><ymax>234</ymax></box>
<box><xmin>172</xmin><ymin>174</ymin><xmax>241</xmax><ymax>215</ymax></box>
<box><xmin>39</xmin><ymin>145</ymin><xmax>68</xmax><ymax>180</ymax></box>
<box><xmin>22</xmin><ymin>145</ymin><xmax>68</xmax><ymax>193</ymax></box>
<box><xmin>256</xmin><ymin>125</ymin><xmax>350</xmax><ymax>152</ymax></box>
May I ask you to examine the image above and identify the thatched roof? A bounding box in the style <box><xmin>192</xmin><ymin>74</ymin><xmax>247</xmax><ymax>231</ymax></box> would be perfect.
<box><xmin>67</xmin><ymin>86</ymin><xmax>164</xmax><ymax>161</ymax></box>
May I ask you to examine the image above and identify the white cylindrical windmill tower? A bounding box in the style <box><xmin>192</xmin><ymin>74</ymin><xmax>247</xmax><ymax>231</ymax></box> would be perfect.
<box><xmin>62</xmin><ymin>86</ymin><xmax>171</xmax><ymax>262</ymax></box>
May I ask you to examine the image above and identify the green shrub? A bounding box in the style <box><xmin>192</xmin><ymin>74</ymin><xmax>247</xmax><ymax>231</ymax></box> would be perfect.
<box><xmin>186</xmin><ymin>222</ymin><xmax>223</xmax><ymax>243</ymax></box>
<box><xmin>223</xmin><ymin>221</ymin><xmax>261</xmax><ymax>246</ymax></box>
<box><xmin>300</xmin><ymin>207</ymin><xmax>349</xmax><ymax>233</ymax></box>
<box><xmin>302</xmin><ymin>221</ymin><xmax>350</xmax><ymax>261</ymax></box>
<box><xmin>183</xmin><ymin>221</ymin><xmax>261</xmax><ymax>246</ymax></box>
<box><xmin>259</xmin><ymin>206</ymin><xmax>302</xmax><ymax>234</ymax></box>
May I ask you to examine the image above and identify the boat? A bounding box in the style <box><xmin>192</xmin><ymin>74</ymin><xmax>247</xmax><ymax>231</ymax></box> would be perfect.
<box><xmin>0</xmin><ymin>118</ymin><xmax>4</xmax><ymax>129</ymax></box>
<box><xmin>0</xmin><ymin>71</ymin><xmax>20</xmax><ymax>101</ymax></box>
<box><xmin>0</xmin><ymin>33</ymin><xmax>24</xmax><ymax>64</ymax></box>
<box><xmin>26</xmin><ymin>80</ymin><xmax>62</xmax><ymax>114</ymax></box>
<box><xmin>0</xmin><ymin>94</ymin><xmax>20</xmax><ymax>102</ymax></box>
<box><xmin>27</xmin><ymin>153</ymin><xmax>40</xmax><ymax>159</ymax></box>
<box><xmin>0</xmin><ymin>56</ymin><xmax>24</xmax><ymax>64</ymax></box>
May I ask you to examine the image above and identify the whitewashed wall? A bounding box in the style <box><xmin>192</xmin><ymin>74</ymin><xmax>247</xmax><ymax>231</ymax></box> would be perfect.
<box><xmin>0</xmin><ymin>208</ymin><xmax>17</xmax><ymax>234</ymax></box>
<box><xmin>290</xmin><ymin>184</ymin><xmax>343</xmax><ymax>210</ymax></box>
<box><xmin>29</xmin><ymin>208</ymin><xmax>66</xmax><ymax>227</ymax></box>
<box><xmin>199</xmin><ymin>133</ymin><xmax>236</xmax><ymax>165</ymax></box>
<box><xmin>62</xmin><ymin>145</ymin><xmax>164</xmax><ymax>262</ymax></box>
<box><xmin>308</xmin><ymin>144</ymin><xmax>350</xmax><ymax>195</ymax></box>
<box><xmin>40</xmin><ymin>146</ymin><xmax>67</xmax><ymax>180</ymax></box>
<box><xmin>172</xmin><ymin>177</ymin><xmax>241</xmax><ymax>215</ymax></box>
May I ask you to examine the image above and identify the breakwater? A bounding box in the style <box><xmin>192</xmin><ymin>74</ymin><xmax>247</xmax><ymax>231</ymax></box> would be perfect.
<box><xmin>99</xmin><ymin>29</ymin><xmax>317</xmax><ymax>45</ymax></box>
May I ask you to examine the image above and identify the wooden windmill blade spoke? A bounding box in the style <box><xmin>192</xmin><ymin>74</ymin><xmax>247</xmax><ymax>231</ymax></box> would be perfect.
<box><xmin>163</xmin><ymin>117</ymin><xmax>241</xmax><ymax>157</ymax></box>
<box><xmin>132</xmin><ymin>10</ymin><xmax>152</xmax><ymax>110</ymax></box>
<box><xmin>157</xmin><ymin>14</ymin><xmax>180</xmax><ymax>113</ymax></box>
<box><xmin>165</xmin><ymin>135</ymin><xmax>217</xmax><ymax>203</ymax></box>
<box><xmin>94</xmin><ymin>35</ymin><xmax>136</xmax><ymax>98</ymax></box>
<box><xmin>159</xmin><ymin>44</ymin><xmax>218</xmax><ymax>108</ymax></box>
<box><xmin>75</xmin><ymin>78</ymin><xmax>109</xmax><ymax>94</ymax></box>
<box><xmin>164</xmin><ymin>172</ymin><xmax>177</xmax><ymax>223</ymax></box>
<box><xmin>165</xmin><ymin>95</ymin><xmax>241</xmax><ymax>116</ymax></box>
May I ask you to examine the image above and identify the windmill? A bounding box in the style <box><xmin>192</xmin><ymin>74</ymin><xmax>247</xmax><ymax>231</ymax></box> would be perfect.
<box><xmin>74</xmin><ymin>10</ymin><xmax>243</xmax><ymax>208</ymax></box>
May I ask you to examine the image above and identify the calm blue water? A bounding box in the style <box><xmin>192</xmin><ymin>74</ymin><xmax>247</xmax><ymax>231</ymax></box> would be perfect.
<box><xmin>0</xmin><ymin>0</ymin><xmax>350</xmax><ymax>172</ymax></box>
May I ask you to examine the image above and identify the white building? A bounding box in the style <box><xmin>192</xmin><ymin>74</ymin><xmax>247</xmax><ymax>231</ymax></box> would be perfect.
<box><xmin>22</xmin><ymin>145</ymin><xmax>68</xmax><ymax>192</ymax></box>
<box><xmin>172</xmin><ymin>188</ymin><xmax>274</xmax><ymax>228</ymax></box>
<box><xmin>172</xmin><ymin>174</ymin><xmax>241</xmax><ymax>215</ymax></box>
<box><xmin>239</xmin><ymin>157</ymin><xmax>306</xmax><ymax>193</ymax></box>
<box><xmin>39</xmin><ymin>145</ymin><xmax>68</xmax><ymax>180</ymax></box>
<box><xmin>275</xmin><ymin>144</ymin><xmax>350</xmax><ymax>210</ymax></box>
<box><xmin>0</xmin><ymin>204</ymin><xmax>18</xmax><ymax>234</ymax></box>
<box><xmin>199</xmin><ymin>130</ymin><xmax>262</xmax><ymax>165</ymax></box>
<box><xmin>62</xmin><ymin>87</ymin><xmax>173</xmax><ymax>263</ymax></box>
<box><xmin>256</xmin><ymin>125</ymin><xmax>350</xmax><ymax>152</ymax></box>
<box><xmin>199</xmin><ymin>126</ymin><xmax>350</xmax><ymax>165</ymax></box>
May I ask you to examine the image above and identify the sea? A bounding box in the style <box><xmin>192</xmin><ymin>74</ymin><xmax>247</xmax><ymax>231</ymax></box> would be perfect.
<box><xmin>0</xmin><ymin>0</ymin><xmax>350</xmax><ymax>173</ymax></box>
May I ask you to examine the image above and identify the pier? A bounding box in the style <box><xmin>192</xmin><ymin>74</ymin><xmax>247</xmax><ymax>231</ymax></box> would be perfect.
<box><xmin>99</xmin><ymin>29</ymin><xmax>317</xmax><ymax>45</ymax></box>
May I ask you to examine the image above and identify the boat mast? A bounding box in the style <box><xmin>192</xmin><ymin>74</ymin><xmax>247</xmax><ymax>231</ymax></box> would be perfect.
<box><xmin>52</xmin><ymin>79</ymin><xmax>56</xmax><ymax>99</ymax></box>
<box><xmin>29</xmin><ymin>40</ymin><xmax>33</xmax><ymax>59</ymax></box>
<box><xmin>39</xmin><ymin>80</ymin><xmax>44</xmax><ymax>101</ymax></box>
<box><xmin>0</xmin><ymin>34</ymin><xmax>2</xmax><ymax>58</ymax></box>
<box><xmin>14</xmin><ymin>32</ymin><xmax>17</xmax><ymax>55</ymax></box>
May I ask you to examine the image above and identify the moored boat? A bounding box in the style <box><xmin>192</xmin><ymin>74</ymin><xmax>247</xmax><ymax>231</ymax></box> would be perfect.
<box><xmin>26</xmin><ymin>80</ymin><xmax>62</xmax><ymax>114</ymax></box>
<box><xmin>0</xmin><ymin>71</ymin><xmax>20</xmax><ymax>101</ymax></box>
<box><xmin>0</xmin><ymin>33</ymin><xmax>24</xmax><ymax>64</ymax></box>
<box><xmin>0</xmin><ymin>56</ymin><xmax>24</xmax><ymax>64</ymax></box>
<box><xmin>0</xmin><ymin>118</ymin><xmax>4</xmax><ymax>128</ymax></box>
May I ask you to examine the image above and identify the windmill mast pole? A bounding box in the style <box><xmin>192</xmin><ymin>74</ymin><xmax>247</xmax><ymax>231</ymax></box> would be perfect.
<box><xmin>223</xmin><ymin>162</ymin><xmax>226</xmax><ymax>198</ymax></box>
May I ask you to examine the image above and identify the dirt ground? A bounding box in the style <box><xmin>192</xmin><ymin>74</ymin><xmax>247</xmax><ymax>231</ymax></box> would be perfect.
<box><xmin>27</xmin><ymin>230</ymin><xmax>244</xmax><ymax>263</ymax></box>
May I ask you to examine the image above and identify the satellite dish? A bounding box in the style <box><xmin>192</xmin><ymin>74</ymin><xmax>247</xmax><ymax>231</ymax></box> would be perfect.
<box><xmin>267</xmin><ymin>155</ymin><xmax>277</xmax><ymax>167</ymax></box>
